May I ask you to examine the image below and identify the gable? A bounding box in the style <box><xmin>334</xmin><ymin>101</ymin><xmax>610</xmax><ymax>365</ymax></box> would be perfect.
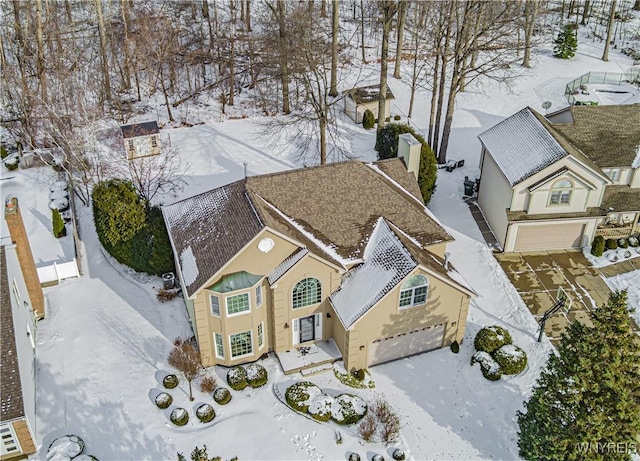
<box><xmin>527</xmin><ymin>167</ymin><xmax>597</xmax><ymax>192</ymax></box>
<box><xmin>120</xmin><ymin>121</ymin><xmax>160</xmax><ymax>139</ymax></box>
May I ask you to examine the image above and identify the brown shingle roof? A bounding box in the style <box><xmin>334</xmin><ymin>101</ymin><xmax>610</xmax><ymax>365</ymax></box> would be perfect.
<box><xmin>346</xmin><ymin>84</ymin><xmax>395</xmax><ymax>105</ymax></box>
<box><xmin>163</xmin><ymin>159</ymin><xmax>452</xmax><ymax>297</ymax></box>
<box><xmin>551</xmin><ymin>105</ymin><xmax>640</xmax><ymax>168</ymax></box>
<box><xmin>120</xmin><ymin>121</ymin><xmax>160</xmax><ymax>139</ymax></box>
<box><xmin>507</xmin><ymin>207</ymin><xmax>606</xmax><ymax>222</ymax></box>
<box><xmin>601</xmin><ymin>185</ymin><xmax>640</xmax><ymax>212</ymax></box>
<box><xmin>0</xmin><ymin>246</ymin><xmax>26</xmax><ymax>422</ymax></box>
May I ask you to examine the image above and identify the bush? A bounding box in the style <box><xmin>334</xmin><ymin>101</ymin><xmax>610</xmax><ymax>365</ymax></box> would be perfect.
<box><xmin>373</xmin><ymin>399</ymin><xmax>400</xmax><ymax>443</ymax></box>
<box><xmin>629</xmin><ymin>236</ymin><xmax>639</xmax><ymax>247</ymax></box>
<box><xmin>375</xmin><ymin>123</ymin><xmax>438</xmax><ymax>205</ymax></box>
<box><xmin>308</xmin><ymin>393</ymin><xmax>334</xmax><ymax>422</ymax></box>
<box><xmin>199</xmin><ymin>376</ymin><xmax>217</xmax><ymax>394</ymax></box>
<box><xmin>605</xmin><ymin>238</ymin><xmax>618</xmax><ymax>250</ymax></box>
<box><xmin>362</xmin><ymin>109</ymin><xmax>375</xmax><ymax>129</ymax></box>
<box><xmin>213</xmin><ymin>387</ymin><xmax>232</xmax><ymax>405</ymax></box>
<box><xmin>472</xmin><ymin>351</ymin><xmax>503</xmax><ymax>381</ymax></box>
<box><xmin>474</xmin><ymin>326</ymin><xmax>513</xmax><ymax>354</ymax></box>
<box><xmin>393</xmin><ymin>115</ymin><xmax>401</xmax><ymax>121</ymax></box>
<box><xmin>285</xmin><ymin>381</ymin><xmax>321</xmax><ymax>413</ymax></box>
<box><xmin>246</xmin><ymin>363</ymin><xmax>268</xmax><ymax>388</ymax></box>
<box><xmin>450</xmin><ymin>340</ymin><xmax>460</xmax><ymax>354</ymax></box>
<box><xmin>353</xmin><ymin>369</ymin><xmax>365</xmax><ymax>381</ymax></box>
<box><xmin>591</xmin><ymin>235</ymin><xmax>605</xmax><ymax>257</ymax></box>
<box><xmin>163</xmin><ymin>374</ymin><xmax>179</xmax><ymax>389</ymax></box>
<box><xmin>155</xmin><ymin>392</ymin><xmax>173</xmax><ymax>409</ymax></box>
<box><xmin>392</xmin><ymin>449</ymin><xmax>406</xmax><ymax>461</ymax></box>
<box><xmin>618</xmin><ymin>238</ymin><xmax>629</xmax><ymax>249</ymax></box>
<box><xmin>196</xmin><ymin>403</ymin><xmax>215</xmax><ymax>423</ymax></box>
<box><xmin>0</xmin><ymin>145</ymin><xmax>7</xmax><ymax>159</ymax></box>
<box><xmin>493</xmin><ymin>344</ymin><xmax>527</xmax><ymax>375</ymax></box>
<box><xmin>48</xmin><ymin>435</ymin><xmax>85</xmax><ymax>459</ymax></box>
<box><xmin>227</xmin><ymin>366</ymin><xmax>248</xmax><ymax>391</ymax></box>
<box><xmin>348</xmin><ymin>453</ymin><xmax>361</xmax><ymax>461</ymax></box>
<box><xmin>332</xmin><ymin>394</ymin><xmax>367</xmax><ymax>425</ymax></box>
<box><xmin>170</xmin><ymin>407</ymin><xmax>189</xmax><ymax>426</ymax></box>
<box><xmin>372</xmin><ymin>454</ymin><xmax>384</xmax><ymax>461</ymax></box>
<box><xmin>157</xmin><ymin>288</ymin><xmax>178</xmax><ymax>302</ymax></box>
<box><xmin>52</xmin><ymin>208</ymin><xmax>66</xmax><ymax>238</ymax></box>
<box><xmin>358</xmin><ymin>414</ymin><xmax>377</xmax><ymax>442</ymax></box>
<box><xmin>4</xmin><ymin>158</ymin><xmax>19</xmax><ymax>170</ymax></box>
<box><xmin>333</xmin><ymin>365</ymin><xmax>375</xmax><ymax>389</ymax></box>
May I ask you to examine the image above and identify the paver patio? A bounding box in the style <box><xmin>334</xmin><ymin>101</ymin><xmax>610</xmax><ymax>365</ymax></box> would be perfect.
<box><xmin>495</xmin><ymin>250</ymin><xmax>639</xmax><ymax>343</ymax></box>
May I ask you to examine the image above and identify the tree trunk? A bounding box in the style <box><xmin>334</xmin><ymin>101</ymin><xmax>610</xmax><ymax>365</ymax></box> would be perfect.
<box><xmin>35</xmin><ymin>0</ymin><xmax>47</xmax><ymax>103</ymax></box>
<box><xmin>94</xmin><ymin>0</ymin><xmax>112</xmax><ymax>102</ymax></box>
<box><xmin>319</xmin><ymin>113</ymin><xmax>327</xmax><ymax>165</ymax></box>
<box><xmin>522</xmin><ymin>0</ymin><xmax>539</xmax><ymax>68</ymax></box>
<box><xmin>393</xmin><ymin>0</ymin><xmax>407</xmax><ymax>79</ymax></box>
<box><xmin>245</xmin><ymin>0</ymin><xmax>251</xmax><ymax>31</ymax></box>
<box><xmin>580</xmin><ymin>0</ymin><xmax>590</xmax><ymax>25</ymax></box>
<box><xmin>377</xmin><ymin>1</ymin><xmax>397</xmax><ymax>128</ymax></box>
<box><xmin>229</xmin><ymin>34</ymin><xmax>235</xmax><ymax>105</ymax></box>
<box><xmin>602</xmin><ymin>0</ymin><xmax>617</xmax><ymax>61</ymax></box>
<box><xmin>634</xmin><ymin>0</ymin><xmax>640</xmax><ymax>11</ymax></box>
<box><xmin>277</xmin><ymin>0</ymin><xmax>290</xmax><ymax>114</ymax></box>
<box><xmin>202</xmin><ymin>0</ymin><xmax>215</xmax><ymax>50</ymax></box>
<box><xmin>408</xmin><ymin>7</ymin><xmax>420</xmax><ymax>119</ymax></box>
<box><xmin>438</xmin><ymin>71</ymin><xmax>460</xmax><ymax>164</ymax></box>
<box><xmin>321</xmin><ymin>0</ymin><xmax>326</xmax><ymax>17</ymax></box>
<box><xmin>360</xmin><ymin>0</ymin><xmax>366</xmax><ymax>63</ymax></box>
<box><xmin>120</xmin><ymin>0</ymin><xmax>132</xmax><ymax>89</ymax></box>
<box><xmin>160</xmin><ymin>68</ymin><xmax>175</xmax><ymax>122</ymax></box>
<box><xmin>329</xmin><ymin>0</ymin><xmax>339</xmax><ymax>97</ymax></box>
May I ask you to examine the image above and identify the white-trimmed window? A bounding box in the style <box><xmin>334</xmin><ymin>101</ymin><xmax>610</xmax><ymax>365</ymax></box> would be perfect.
<box><xmin>399</xmin><ymin>275</ymin><xmax>429</xmax><ymax>309</ymax></box>
<box><xmin>255</xmin><ymin>285</ymin><xmax>262</xmax><ymax>308</ymax></box>
<box><xmin>230</xmin><ymin>330</ymin><xmax>253</xmax><ymax>358</ymax></box>
<box><xmin>258</xmin><ymin>322</ymin><xmax>264</xmax><ymax>349</ymax></box>
<box><xmin>214</xmin><ymin>333</ymin><xmax>224</xmax><ymax>358</ymax></box>
<box><xmin>226</xmin><ymin>293</ymin><xmax>250</xmax><ymax>316</ymax></box>
<box><xmin>151</xmin><ymin>135</ymin><xmax>158</xmax><ymax>148</ymax></box>
<box><xmin>210</xmin><ymin>295</ymin><xmax>220</xmax><ymax>317</ymax></box>
<box><xmin>0</xmin><ymin>423</ymin><xmax>20</xmax><ymax>457</ymax></box>
<box><xmin>292</xmin><ymin>278</ymin><xmax>322</xmax><ymax>309</ymax></box>
<box><xmin>606</xmin><ymin>168</ymin><xmax>621</xmax><ymax>181</ymax></box>
<box><xmin>127</xmin><ymin>140</ymin><xmax>135</xmax><ymax>151</ymax></box>
<box><xmin>549</xmin><ymin>179</ymin><xmax>572</xmax><ymax>205</ymax></box>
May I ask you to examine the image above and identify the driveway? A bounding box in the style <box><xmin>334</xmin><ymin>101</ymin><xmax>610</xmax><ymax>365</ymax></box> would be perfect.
<box><xmin>495</xmin><ymin>250</ymin><xmax>640</xmax><ymax>342</ymax></box>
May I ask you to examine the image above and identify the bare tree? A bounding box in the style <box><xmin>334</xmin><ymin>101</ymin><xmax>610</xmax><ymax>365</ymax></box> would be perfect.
<box><xmin>522</xmin><ymin>0</ymin><xmax>540</xmax><ymax>68</ymax></box>
<box><xmin>377</xmin><ymin>0</ymin><xmax>398</xmax><ymax>128</ymax></box>
<box><xmin>329</xmin><ymin>0</ymin><xmax>339</xmax><ymax>97</ymax></box>
<box><xmin>167</xmin><ymin>338</ymin><xmax>202</xmax><ymax>401</ymax></box>
<box><xmin>393</xmin><ymin>0</ymin><xmax>408</xmax><ymax>79</ymax></box>
<box><xmin>602</xmin><ymin>0</ymin><xmax>617</xmax><ymax>62</ymax></box>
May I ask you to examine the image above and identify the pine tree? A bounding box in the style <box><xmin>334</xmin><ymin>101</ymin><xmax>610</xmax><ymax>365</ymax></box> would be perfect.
<box><xmin>51</xmin><ymin>208</ymin><xmax>66</xmax><ymax>238</ymax></box>
<box><xmin>553</xmin><ymin>24</ymin><xmax>578</xmax><ymax>59</ymax></box>
<box><xmin>517</xmin><ymin>291</ymin><xmax>640</xmax><ymax>461</ymax></box>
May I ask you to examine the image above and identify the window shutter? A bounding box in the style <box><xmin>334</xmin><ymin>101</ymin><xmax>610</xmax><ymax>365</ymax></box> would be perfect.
<box><xmin>293</xmin><ymin>319</ymin><xmax>298</xmax><ymax>332</ymax></box>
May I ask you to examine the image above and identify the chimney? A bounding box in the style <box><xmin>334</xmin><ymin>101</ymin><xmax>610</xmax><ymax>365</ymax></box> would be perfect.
<box><xmin>4</xmin><ymin>196</ymin><xmax>45</xmax><ymax>319</ymax></box>
<box><xmin>397</xmin><ymin>132</ymin><xmax>421</xmax><ymax>181</ymax></box>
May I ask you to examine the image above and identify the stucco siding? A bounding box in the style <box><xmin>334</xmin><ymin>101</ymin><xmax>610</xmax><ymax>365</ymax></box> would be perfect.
<box><xmin>345</xmin><ymin>268</ymin><xmax>470</xmax><ymax>370</ymax></box>
<box><xmin>631</xmin><ymin>168</ymin><xmax>640</xmax><ymax>188</ymax></box>
<box><xmin>477</xmin><ymin>149</ymin><xmax>512</xmax><ymax>248</ymax></box>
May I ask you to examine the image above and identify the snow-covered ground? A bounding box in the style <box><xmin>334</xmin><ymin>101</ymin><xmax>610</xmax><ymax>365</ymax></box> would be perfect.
<box><xmin>1</xmin><ymin>24</ymin><xmax>639</xmax><ymax>461</ymax></box>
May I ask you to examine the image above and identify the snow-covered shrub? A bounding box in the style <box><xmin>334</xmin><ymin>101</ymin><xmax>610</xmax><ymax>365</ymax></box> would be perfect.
<box><xmin>199</xmin><ymin>375</ymin><xmax>217</xmax><ymax>394</ymax></box>
<box><xmin>170</xmin><ymin>407</ymin><xmax>189</xmax><ymax>426</ymax></box>
<box><xmin>246</xmin><ymin>363</ymin><xmax>268</xmax><ymax>388</ymax></box>
<box><xmin>474</xmin><ymin>326</ymin><xmax>512</xmax><ymax>354</ymax></box>
<box><xmin>227</xmin><ymin>366</ymin><xmax>248</xmax><ymax>391</ymax></box>
<box><xmin>47</xmin><ymin>435</ymin><xmax>85</xmax><ymax>460</ymax></box>
<box><xmin>362</xmin><ymin>109</ymin><xmax>375</xmax><ymax>129</ymax></box>
<box><xmin>285</xmin><ymin>381</ymin><xmax>321</xmax><ymax>413</ymax></box>
<box><xmin>214</xmin><ymin>387</ymin><xmax>232</xmax><ymax>405</ymax></box>
<box><xmin>333</xmin><ymin>364</ymin><xmax>375</xmax><ymax>389</ymax></box>
<box><xmin>372</xmin><ymin>454</ymin><xmax>385</xmax><ymax>461</ymax></box>
<box><xmin>196</xmin><ymin>403</ymin><xmax>215</xmax><ymax>423</ymax></box>
<box><xmin>392</xmin><ymin>448</ymin><xmax>406</xmax><ymax>460</ymax></box>
<box><xmin>606</xmin><ymin>238</ymin><xmax>618</xmax><ymax>250</ymax></box>
<box><xmin>353</xmin><ymin>369</ymin><xmax>366</xmax><ymax>381</ymax></box>
<box><xmin>155</xmin><ymin>392</ymin><xmax>173</xmax><ymax>409</ymax></box>
<box><xmin>494</xmin><ymin>344</ymin><xmax>527</xmax><ymax>375</ymax></box>
<box><xmin>591</xmin><ymin>235</ymin><xmax>605</xmax><ymax>257</ymax></box>
<box><xmin>618</xmin><ymin>238</ymin><xmax>629</xmax><ymax>249</ymax></box>
<box><xmin>450</xmin><ymin>340</ymin><xmax>460</xmax><ymax>354</ymax></box>
<box><xmin>373</xmin><ymin>399</ymin><xmax>401</xmax><ymax>443</ymax></box>
<box><xmin>4</xmin><ymin>157</ymin><xmax>19</xmax><ymax>171</ymax></box>
<box><xmin>332</xmin><ymin>394</ymin><xmax>367</xmax><ymax>425</ymax></box>
<box><xmin>358</xmin><ymin>414</ymin><xmax>377</xmax><ymax>441</ymax></box>
<box><xmin>472</xmin><ymin>351</ymin><xmax>503</xmax><ymax>381</ymax></box>
<box><xmin>74</xmin><ymin>455</ymin><xmax>99</xmax><ymax>461</ymax></box>
<box><xmin>163</xmin><ymin>374</ymin><xmax>179</xmax><ymax>389</ymax></box>
<box><xmin>308</xmin><ymin>393</ymin><xmax>334</xmax><ymax>422</ymax></box>
<box><xmin>628</xmin><ymin>236</ymin><xmax>639</xmax><ymax>247</ymax></box>
<box><xmin>348</xmin><ymin>453</ymin><xmax>361</xmax><ymax>461</ymax></box>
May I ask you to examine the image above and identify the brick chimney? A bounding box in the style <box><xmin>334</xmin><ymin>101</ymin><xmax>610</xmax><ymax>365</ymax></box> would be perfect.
<box><xmin>4</xmin><ymin>196</ymin><xmax>45</xmax><ymax>319</ymax></box>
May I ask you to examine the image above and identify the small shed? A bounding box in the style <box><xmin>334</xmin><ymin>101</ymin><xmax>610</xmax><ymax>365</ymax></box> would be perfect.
<box><xmin>344</xmin><ymin>84</ymin><xmax>395</xmax><ymax>124</ymax></box>
<box><xmin>120</xmin><ymin>120</ymin><xmax>161</xmax><ymax>160</ymax></box>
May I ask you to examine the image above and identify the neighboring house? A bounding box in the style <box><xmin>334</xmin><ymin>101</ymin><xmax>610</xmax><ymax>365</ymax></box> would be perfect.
<box><xmin>120</xmin><ymin>121</ymin><xmax>161</xmax><ymax>160</ymax></box>
<box><xmin>477</xmin><ymin>105</ymin><xmax>640</xmax><ymax>252</ymax></box>
<box><xmin>0</xmin><ymin>245</ymin><xmax>37</xmax><ymax>460</ymax></box>
<box><xmin>344</xmin><ymin>84</ymin><xmax>395</xmax><ymax>124</ymax></box>
<box><xmin>163</xmin><ymin>159</ymin><xmax>474</xmax><ymax>373</ymax></box>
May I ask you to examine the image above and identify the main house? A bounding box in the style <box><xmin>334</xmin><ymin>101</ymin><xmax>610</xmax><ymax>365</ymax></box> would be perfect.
<box><xmin>162</xmin><ymin>159</ymin><xmax>474</xmax><ymax>372</ymax></box>
<box><xmin>477</xmin><ymin>104</ymin><xmax>640</xmax><ymax>252</ymax></box>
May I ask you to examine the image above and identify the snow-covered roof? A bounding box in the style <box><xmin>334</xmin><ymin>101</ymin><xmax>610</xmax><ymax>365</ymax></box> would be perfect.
<box><xmin>478</xmin><ymin>107</ymin><xmax>568</xmax><ymax>186</ymax></box>
<box><xmin>268</xmin><ymin>247</ymin><xmax>309</xmax><ymax>285</ymax></box>
<box><xmin>330</xmin><ymin>218</ymin><xmax>417</xmax><ymax>329</ymax></box>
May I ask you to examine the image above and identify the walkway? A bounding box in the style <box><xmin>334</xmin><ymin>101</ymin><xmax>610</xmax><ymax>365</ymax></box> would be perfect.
<box><xmin>464</xmin><ymin>196</ymin><xmax>501</xmax><ymax>251</ymax></box>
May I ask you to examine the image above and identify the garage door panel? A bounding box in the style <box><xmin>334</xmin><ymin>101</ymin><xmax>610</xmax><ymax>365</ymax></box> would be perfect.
<box><xmin>514</xmin><ymin>223</ymin><xmax>585</xmax><ymax>252</ymax></box>
<box><xmin>369</xmin><ymin>324</ymin><xmax>445</xmax><ymax>366</ymax></box>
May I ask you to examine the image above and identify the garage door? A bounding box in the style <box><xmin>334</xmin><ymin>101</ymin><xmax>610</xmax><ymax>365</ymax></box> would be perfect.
<box><xmin>368</xmin><ymin>324</ymin><xmax>445</xmax><ymax>367</ymax></box>
<box><xmin>514</xmin><ymin>223</ymin><xmax>585</xmax><ymax>252</ymax></box>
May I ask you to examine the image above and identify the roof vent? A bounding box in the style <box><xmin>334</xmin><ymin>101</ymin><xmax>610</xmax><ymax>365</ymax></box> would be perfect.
<box><xmin>258</xmin><ymin>237</ymin><xmax>275</xmax><ymax>253</ymax></box>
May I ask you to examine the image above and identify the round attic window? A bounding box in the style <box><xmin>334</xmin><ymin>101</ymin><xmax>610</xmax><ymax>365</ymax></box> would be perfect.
<box><xmin>258</xmin><ymin>237</ymin><xmax>275</xmax><ymax>253</ymax></box>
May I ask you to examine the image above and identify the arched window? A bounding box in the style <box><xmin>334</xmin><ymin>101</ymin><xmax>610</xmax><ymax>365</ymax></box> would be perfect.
<box><xmin>292</xmin><ymin>278</ymin><xmax>322</xmax><ymax>309</ymax></box>
<box><xmin>399</xmin><ymin>275</ymin><xmax>429</xmax><ymax>308</ymax></box>
<box><xmin>549</xmin><ymin>179</ymin><xmax>573</xmax><ymax>205</ymax></box>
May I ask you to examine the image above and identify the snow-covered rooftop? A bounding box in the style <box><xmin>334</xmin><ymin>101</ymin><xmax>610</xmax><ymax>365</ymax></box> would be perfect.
<box><xmin>478</xmin><ymin>107</ymin><xmax>568</xmax><ymax>186</ymax></box>
<box><xmin>267</xmin><ymin>247</ymin><xmax>309</xmax><ymax>285</ymax></box>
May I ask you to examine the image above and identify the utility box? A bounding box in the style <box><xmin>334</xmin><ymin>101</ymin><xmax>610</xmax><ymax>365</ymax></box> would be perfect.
<box><xmin>398</xmin><ymin>133</ymin><xmax>421</xmax><ymax>180</ymax></box>
<box><xmin>162</xmin><ymin>272</ymin><xmax>175</xmax><ymax>290</ymax></box>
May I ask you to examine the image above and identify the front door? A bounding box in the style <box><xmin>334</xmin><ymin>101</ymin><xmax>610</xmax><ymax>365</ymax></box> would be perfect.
<box><xmin>299</xmin><ymin>315</ymin><xmax>315</xmax><ymax>343</ymax></box>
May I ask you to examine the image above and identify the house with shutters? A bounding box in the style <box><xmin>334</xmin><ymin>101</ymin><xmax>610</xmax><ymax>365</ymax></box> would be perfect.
<box><xmin>162</xmin><ymin>158</ymin><xmax>474</xmax><ymax>373</ymax></box>
<box><xmin>477</xmin><ymin>104</ymin><xmax>640</xmax><ymax>252</ymax></box>
<box><xmin>120</xmin><ymin>120</ymin><xmax>161</xmax><ymax>160</ymax></box>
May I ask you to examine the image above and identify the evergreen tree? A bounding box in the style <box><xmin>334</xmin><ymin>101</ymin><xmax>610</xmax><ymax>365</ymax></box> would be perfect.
<box><xmin>517</xmin><ymin>291</ymin><xmax>640</xmax><ymax>461</ymax></box>
<box><xmin>553</xmin><ymin>24</ymin><xmax>578</xmax><ymax>59</ymax></box>
<box><xmin>92</xmin><ymin>179</ymin><xmax>146</xmax><ymax>246</ymax></box>
<box><xmin>51</xmin><ymin>208</ymin><xmax>66</xmax><ymax>238</ymax></box>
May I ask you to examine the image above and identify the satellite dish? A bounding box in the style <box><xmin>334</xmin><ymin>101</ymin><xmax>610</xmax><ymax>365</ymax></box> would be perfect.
<box><xmin>542</xmin><ymin>101</ymin><xmax>552</xmax><ymax>109</ymax></box>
